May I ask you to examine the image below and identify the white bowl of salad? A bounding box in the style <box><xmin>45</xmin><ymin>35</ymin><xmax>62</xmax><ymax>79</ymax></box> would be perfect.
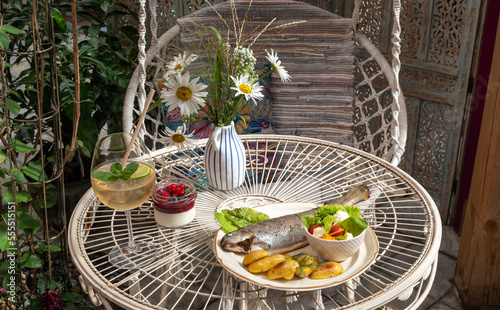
<box><xmin>302</xmin><ymin>204</ymin><xmax>368</xmax><ymax>262</ymax></box>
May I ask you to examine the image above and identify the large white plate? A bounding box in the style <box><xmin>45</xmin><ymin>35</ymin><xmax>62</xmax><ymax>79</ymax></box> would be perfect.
<box><xmin>213</xmin><ymin>202</ymin><xmax>379</xmax><ymax>291</ymax></box>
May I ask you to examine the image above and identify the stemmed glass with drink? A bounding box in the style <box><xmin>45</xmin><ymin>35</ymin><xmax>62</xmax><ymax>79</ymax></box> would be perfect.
<box><xmin>91</xmin><ymin>132</ymin><xmax>156</xmax><ymax>269</ymax></box>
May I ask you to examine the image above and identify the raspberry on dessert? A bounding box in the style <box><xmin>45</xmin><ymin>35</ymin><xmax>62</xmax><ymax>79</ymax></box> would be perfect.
<box><xmin>161</xmin><ymin>191</ymin><xmax>171</xmax><ymax>198</ymax></box>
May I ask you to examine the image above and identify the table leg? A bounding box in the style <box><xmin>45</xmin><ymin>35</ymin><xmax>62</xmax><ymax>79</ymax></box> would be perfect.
<box><xmin>311</xmin><ymin>290</ymin><xmax>325</xmax><ymax>310</ymax></box>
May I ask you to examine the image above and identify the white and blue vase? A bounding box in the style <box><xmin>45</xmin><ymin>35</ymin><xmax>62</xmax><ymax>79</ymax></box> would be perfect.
<box><xmin>205</xmin><ymin>122</ymin><xmax>246</xmax><ymax>190</ymax></box>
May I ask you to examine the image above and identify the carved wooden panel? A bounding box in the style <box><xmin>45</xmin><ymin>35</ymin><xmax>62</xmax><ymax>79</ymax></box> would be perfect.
<box><xmin>334</xmin><ymin>0</ymin><xmax>482</xmax><ymax>222</ymax></box>
<box><xmin>429</xmin><ymin>0</ymin><xmax>466</xmax><ymax>66</ymax></box>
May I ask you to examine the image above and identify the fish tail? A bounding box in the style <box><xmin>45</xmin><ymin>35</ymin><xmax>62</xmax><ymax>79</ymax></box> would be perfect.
<box><xmin>326</xmin><ymin>184</ymin><xmax>370</xmax><ymax>206</ymax></box>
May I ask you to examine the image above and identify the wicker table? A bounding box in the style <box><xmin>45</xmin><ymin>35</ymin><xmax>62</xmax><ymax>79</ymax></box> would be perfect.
<box><xmin>69</xmin><ymin>135</ymin><xmax>441</xmax><ymax>310</ymax></box>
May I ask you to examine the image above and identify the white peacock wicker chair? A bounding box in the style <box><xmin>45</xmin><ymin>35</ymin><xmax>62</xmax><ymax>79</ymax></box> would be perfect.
<box><xmin>119</xmin><ymin>1</ymin><xmax>438</xmax><ymax>309</ymax></box>
<box><xmin>123</xmin><ymin>0</ymin><xmax>407</xmax><ymax>167</ymax></box>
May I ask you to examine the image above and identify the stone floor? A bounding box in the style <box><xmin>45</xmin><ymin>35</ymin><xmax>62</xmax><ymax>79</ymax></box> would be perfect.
<box><xmin>417</xmin><ymin>225</ymin><xmax>464</xmax><ymax>310</ymax></box>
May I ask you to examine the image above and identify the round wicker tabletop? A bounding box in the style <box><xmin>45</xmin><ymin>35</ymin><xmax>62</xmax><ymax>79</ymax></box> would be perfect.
<box><xmin>68</xmin><ymin>134</ymin><xmax>441</xmax><ymax>310</ymax></box>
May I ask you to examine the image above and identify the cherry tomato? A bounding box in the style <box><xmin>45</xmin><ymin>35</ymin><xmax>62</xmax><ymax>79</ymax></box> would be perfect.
<box><xmin>329</xmin><ymin>225</ymin><xmax>345</xmax><ymax>237</ymax></box>
<box><xmin>309</xmin><ymin>224</ymin><xmax>321</xmax><ymax>235</ymax></box>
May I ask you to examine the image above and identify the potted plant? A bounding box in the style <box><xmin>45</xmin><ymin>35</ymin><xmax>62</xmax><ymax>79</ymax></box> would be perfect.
<box><xmin>0</xmin><ymin>0</ymin><xmax>139</xmax><ymax>306</ymax></box>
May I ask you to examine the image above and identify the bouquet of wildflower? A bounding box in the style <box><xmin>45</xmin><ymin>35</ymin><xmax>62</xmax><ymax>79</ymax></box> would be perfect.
<box><xmin>159</xmin><ymin>0</ymin><xmax>299</xmax><ymax>149</ymax></box>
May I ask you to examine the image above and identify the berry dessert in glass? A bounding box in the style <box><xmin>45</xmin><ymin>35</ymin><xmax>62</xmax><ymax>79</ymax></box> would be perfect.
<box><xmin>152</xmin><ymin>177</ymin><xmax>197</xmax><ymax>227</ymax></box>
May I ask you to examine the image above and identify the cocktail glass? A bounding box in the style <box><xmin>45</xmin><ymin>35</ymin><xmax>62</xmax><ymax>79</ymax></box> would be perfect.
<box><xmin>91</xmin><ymin>133</ymin><xmax>156</xmax><ymax>269</ymax></box>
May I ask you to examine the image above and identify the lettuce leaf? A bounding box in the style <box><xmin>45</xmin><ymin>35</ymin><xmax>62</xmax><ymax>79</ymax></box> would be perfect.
<box><xmin>314</xmin><ymin>204</ymin><xmax>344</xmax><ymax>221</ymax></box>
<box><xmin>322</xmin><ymin>215</ymin><xmax>337</xmax><ymax>236</ymax></box>
<box><xmin>301</xmin><ymin>214</ymin><xmax>316</xmax><ymax>229</ymax></box>
<box><xmin>337</xmin><ymin>216</ymin><xmax>368</xmax><ymax>237</ymax></box>
<box><xmin>233</xmin><ymin>207</ymin><xmax>269</xmax><ymax>223</ymax></box>
<box><xmin>343</xmin><ymin>205</ymin><xmax>361</xmax><ymax>218</ymax></box>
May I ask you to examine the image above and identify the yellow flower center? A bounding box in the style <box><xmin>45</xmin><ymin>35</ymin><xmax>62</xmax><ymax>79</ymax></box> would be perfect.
<box><xmin>174</xmin><ymin>64</ymin><xmax>183</xmax><ymax>70</ymax></box>
<box><xmin>172</xmin><ymin>134</ymin><xmax>186</xmax><ymax>143</ymax></box>
<box><xmin>176</xmin><ymin>87</ymin><xmax>192</xmax><ymax>101</ymax></box>
<box><xmin>239</xmin><ymin>84</ymin><xmax>251</xmax><ymax>94</ymax></box>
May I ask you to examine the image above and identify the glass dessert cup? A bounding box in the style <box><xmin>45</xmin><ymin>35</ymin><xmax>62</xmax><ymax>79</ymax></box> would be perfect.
<box><xmin>152</xmin><ymin>177</ymin><xmax>197</xmax><ymax>228</ymax></box>
<box><xmin>91</xmin><ymin>133</ymin><xmax>157</xmax><ymax>269</ymax></box>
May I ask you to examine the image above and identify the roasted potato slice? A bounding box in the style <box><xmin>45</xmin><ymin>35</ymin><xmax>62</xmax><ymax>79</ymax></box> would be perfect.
<box><xmin>293</xmin><ymin>253</ymin><xmax>319</xmax><ymax>278</ymax></box>
<box><xmin>266</xmin><ymin>259</ymin><xmax>299</xmax><ymax>280</ymax></box>
<box><xmin>310</xmin><ymin>262</ymin><xmax>343</xmax><ymax>279</ymax></box>
<box><xmin>243</xmin><ymin>250</ymin><xmax>269</xmax><ymax>266</ymax></box>
<box><xmin>248</xmin><ymin>254</ymin><xmax>286</xmax><ymax>273</ymax></box>
<box><xmin>283</xmin><ymin>272</ymin><xmax>294</xmax><ymax>280</ymax></box>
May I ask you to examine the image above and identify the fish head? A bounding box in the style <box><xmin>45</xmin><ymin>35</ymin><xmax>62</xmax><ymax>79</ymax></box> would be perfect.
<box><xmin>221</xmin><ymin>229</ymin><xmax>270</xmax><ymax>253</ymax></box>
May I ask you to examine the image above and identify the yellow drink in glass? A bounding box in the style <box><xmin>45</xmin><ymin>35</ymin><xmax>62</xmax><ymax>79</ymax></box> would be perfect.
<box><xmin>91</xmin><ymin>162</ymin><xmax>155</xmax><ymax>210</ymax></box>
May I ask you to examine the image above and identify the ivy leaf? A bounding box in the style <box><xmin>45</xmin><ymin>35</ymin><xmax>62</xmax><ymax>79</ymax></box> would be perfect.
<box><xmin>0</xmin><ymin>223</ymin><xmax>9</xmax><ymax>252</ymax></box>
<box><xmin>61</xmin><ymin>292</ymin><xmax>85</xmax><ymax>303</ymax></box>
<box><xmin>6</xmin><ymin>98</ymin><xmax>21</xmax><ymax>115</ymax></box>
<box><xmin>11</xmin><ymin>139</ymin><xmax>37</xmax><ymax>153</ymax></box>
<box><xmin>89</xmin><ymin>24</ymin><xmax>100</xmax><ymax>38</ymax></box>
<box><xmin>0</xmin><ymin>150</ymin><xmax>6</xmax><ymax>163</ymax></box>
<box><xmin>18</xmin><ymin>213</ymin><xmax>41</xmax><ymax>235</ymax></box>
<box><xmin>76</xmin><ymin>140</ymin><xmax>91</xmax><ymax>158</ymax></box>
<box><xmin>0</xmin><ymin>30</ymin><xmax>9</xmax><ymax>49</ymax></box>
<box><xmin>51</xmin><ymin>8</ymin><xmax>66</xmax><ymax>31</ymax></box>
<box><xmin>80</xmin><ymin>144</ymin><xmax>91</xmax><ymax>158</ymax></box>
<box><xmin>1</xmin><ymin>192</ymin><xmax>13</xmax><ymax>203</ymax></box>
<box><xmin>1</xmin><ymin>24</ymin><xmax>25</xmax><ymax>35</ymax></box>
<box><xmin>37</xmin><ymin>275</ymin><xmax>62</xmax><ymax>294</ymax></box>
<box><xmin>36</xmin><ymin>242</ymin><xmax>61</xmax><ymax>254</ymax></box>
<box><xmin>16</xmin><ymin>190</ymin><xmax>32</xmax><ymax>203</ymax></box>
<box><xmin>20</xmin><ymin>252</ymin><xmax>43</xmax><ymax>268</ymax></box>
<box><xmin>22</xmin><ymin>161</ymin><xmax>47</xmax><ymax>182</ymax></box>
<box><xmin>0</xmin><ymin>259</ymin><xmax>11</xmax><ymax>276</ymax></box>
<box><xmin>39</xmin><ymin>194</ymin><xmax>58</xmax><ymax>208</ymax></box>
<box><xmin>11</xmin><ymin>167</ymin><xmax>26</xmax><ymax>183</ymax></box>
<box><xmin>1</xmin><ymin>189</ymin><xmax>32</xmax><ymax>203</ymax></box>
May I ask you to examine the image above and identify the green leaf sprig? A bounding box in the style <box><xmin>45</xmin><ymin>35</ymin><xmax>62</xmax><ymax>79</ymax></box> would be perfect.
<box><xmin>92</xmin><ymin>162</ymin><xmax>138</xmax><ymax>182</ymax></box>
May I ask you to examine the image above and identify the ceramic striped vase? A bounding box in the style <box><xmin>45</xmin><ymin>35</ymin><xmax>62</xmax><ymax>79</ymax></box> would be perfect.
<box><xmin>204</xmin><ymin>122</ymin><xmax>246</xmax><ymax>190</ymax></box>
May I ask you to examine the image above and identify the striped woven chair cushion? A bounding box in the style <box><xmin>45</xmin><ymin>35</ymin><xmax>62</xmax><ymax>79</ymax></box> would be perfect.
<box><xmin>177</xmin><ymin>0</ymin><xmax>354</xmax><ymax>145</ymax></box>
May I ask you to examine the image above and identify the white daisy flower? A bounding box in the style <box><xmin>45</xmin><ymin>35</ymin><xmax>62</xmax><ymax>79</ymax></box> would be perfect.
<box><xmin>265</xmin><ymin>49</ymin><xmax>291</xmax><ymax>83</ymax></box>
<box><xmin>230</xmin><ymin>75</ymin><xmax>263</xmax><ymax>105</ymax></box>
<box><xmin>160</xmin><ymin>124</ymin><xmax>196</xmax><ymax>151</ymax></box>
<box><xmin>165</xmin><ymin>52</ymin><xmax>197</xmax><ymax>76</ymax></box>
<box><xmin>161</xmin><ymin>73</ymin><xmax>208</xmax><ymax>116</ymax></box>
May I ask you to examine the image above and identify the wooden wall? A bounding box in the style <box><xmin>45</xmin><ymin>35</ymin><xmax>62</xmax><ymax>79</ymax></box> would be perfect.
<box><xmin>454</xmin><ymin>12</ymin><xmax>500</xmax><ymax>308</ymax></box>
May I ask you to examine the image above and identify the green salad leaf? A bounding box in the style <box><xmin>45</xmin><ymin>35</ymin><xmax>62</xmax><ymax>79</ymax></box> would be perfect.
<box><xmin>233</xmin><ymin>207</ymin><xmax>269</xmax><ymax>223</ymax></box>
<box><xmin>314</xmin><ymin>204</ymin><xmax>344</xmax><ymax>221</ymax></box>
<box><xmin>301</xmin><ymin>214</ymin><xmax>316</xmax><ymax>229</ymax></box>
<box><xmin>221</xmin><ymin>210</ymin><xmax>252</xmax><ymax>228</ymax></box>
<box><xmin>302</xmin><ymin>204</ymin><xmax>368</xmax><ymax>237</ymax></box>
<box><xmin>215</xmin><ymin>208</ymin><xmax>269</xmax><ymax>233</ymax></box>
<box><xmin>322</xmin><ymin>215</ymin><xmax>337</xmax><ymax>235</ymax></box>
<box><xmin>214</xmin><ymin>212</ymin><xmax>238</xmax><ymax>234</ymax></box>
<box><xmin>337</xmin><ymin>216</ymin><xmax>368</xmax><ymax>237</ymax></box>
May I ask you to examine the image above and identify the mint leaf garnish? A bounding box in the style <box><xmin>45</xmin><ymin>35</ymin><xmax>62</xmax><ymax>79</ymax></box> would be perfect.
<box><xmin>110</xmin><ymin>163</ymin><xmax>123</xmax><ymax>175</ymax></box>
<box><xmin>120</xmin><ymin>162</ymin><xmax>139</xmax><ymax>180</ymax></box>
<box><xmin>92</xmin><ymin>170</ymin><xmax>119</xmax><ymax>182</ymax></box>
<box><xmin>92</xmin><ymin>162</ymin><xmax>139</xmax><ymax>183</ymax></box>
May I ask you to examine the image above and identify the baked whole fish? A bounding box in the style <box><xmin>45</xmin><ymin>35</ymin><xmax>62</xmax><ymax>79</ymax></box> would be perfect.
<box><xmin>221</xmin><ymin>185</ymin><xmax>370</xmax><ymax>254</ymax></box>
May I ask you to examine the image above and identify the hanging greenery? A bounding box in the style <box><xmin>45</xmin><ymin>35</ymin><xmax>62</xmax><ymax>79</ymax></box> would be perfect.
<box><xmin>0</xmin><ymin>0</ymin><xmax>139</xmax><ymax>307</ymax></box>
